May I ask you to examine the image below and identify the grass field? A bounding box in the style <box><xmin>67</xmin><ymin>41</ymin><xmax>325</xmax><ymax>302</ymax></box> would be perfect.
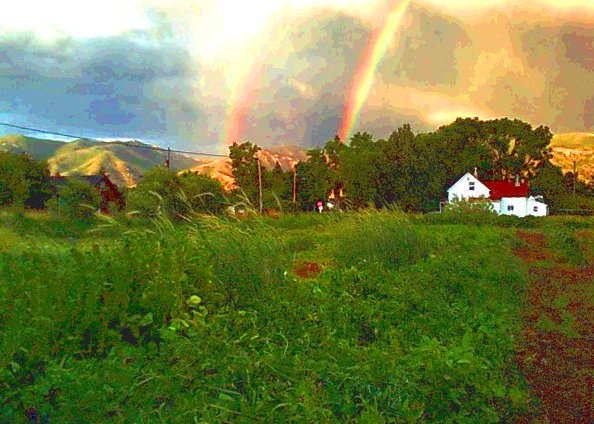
<box><xmin>0</xmin><ymin>209</ymin><xmax>592</xmax><ymax>422</ymax></box>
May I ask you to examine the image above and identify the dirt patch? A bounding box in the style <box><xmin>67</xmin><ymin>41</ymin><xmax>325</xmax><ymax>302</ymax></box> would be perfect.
<box><xmin>514</xmin><ymin>231</ymin><xmax>552</xmax><ymax>263</ymax></box>
<box><xmin>515</xmin><ymin>230</ymin><xmax>594</xmax><ymax>423</ymax></box>
<box><xmin>293</xmin><ymin>261</ymin><xmax>323</xmax><ymax>279</ymax></box>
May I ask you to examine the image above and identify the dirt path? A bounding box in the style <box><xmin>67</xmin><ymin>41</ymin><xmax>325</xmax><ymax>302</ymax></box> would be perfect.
<box><xmin>514</xmin><ymin>230</ymin><xmax>594</xmax><ymax>423</ymax></box>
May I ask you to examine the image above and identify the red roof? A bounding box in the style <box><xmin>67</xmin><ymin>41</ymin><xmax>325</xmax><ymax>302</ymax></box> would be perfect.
<box><xmin>482</xmin><ymin>180</ymin><xmax>529</xmax><ymax>200</ymax></box>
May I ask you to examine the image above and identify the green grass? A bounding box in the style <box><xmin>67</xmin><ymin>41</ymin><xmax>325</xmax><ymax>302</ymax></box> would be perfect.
<box><xmin>0</xmin><ymin>209</ymin><xmax>551</xmax><ymax>422</ymax></box>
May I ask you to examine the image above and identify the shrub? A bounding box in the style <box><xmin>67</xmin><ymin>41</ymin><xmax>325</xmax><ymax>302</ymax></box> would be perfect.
<box><xmin>127</xmin><ymin>168</ymin><xmax>226</xmax><ymax>220</ymax></box>
<box><xmin>177</xmin><ymin>172</ymin><xmax>226</xmax><ymax>216</ymax></box>
<box><xmin>48</xmin><ymin>177</ymin><xmax>101</xmax><ymax>222</ymax></box>
<box><xmin>0</xmin><ymin>151</ymin><xmax>51</xmax><ymax>209</ymax></box>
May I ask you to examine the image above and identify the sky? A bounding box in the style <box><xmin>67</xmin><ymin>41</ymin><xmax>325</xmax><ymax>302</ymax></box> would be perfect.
<box><xmin>0</xmin><ymin>0</ymin><xmax>592</xmax><ymax>152</ymax></box>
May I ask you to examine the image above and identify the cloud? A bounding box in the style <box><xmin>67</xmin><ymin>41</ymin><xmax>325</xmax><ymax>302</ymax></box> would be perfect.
<box><xmin>0</xmin><ymin>0</ymin><xmax>592</xmax><ymax>152</ymax></box>
<box><xmin>0</xmin><ymin>33</ymin><xmax>226</xmax><ymax>149</ymax></box>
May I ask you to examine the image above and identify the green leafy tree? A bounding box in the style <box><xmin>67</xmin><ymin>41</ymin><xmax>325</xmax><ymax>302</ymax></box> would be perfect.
<box><xmin>229</xmin><ymin>141</ymin><xmax>261</xmax><ymax>205</ymax></box>
<box><xmin>127</xmin><ymin>167</ymin><xmax>182</xmax><ymax>218</ymax></box>
<box><xmin>432</xmin><ymin>117</ymin><xmax>553</xmax><ymax>181</ymax></box>
<box><xmin>262</xmin><ymin>161</ymin><xmax>293</xmax><ymax>210</ymax></box>
<box><xmin>178</xmin><ymin>172</ymin><xmax>226</xmax><ymax>215</ymax></box>
<box><xmin>0</xmin><ymin>151</ymin><xmax>51</xmax><ymax>208</ymax></box>
<box><xmin>128</xmin><ymin>167</ymin><xmax>226</xmax><ymax>219</ymax></box>
<box><xmin>340</xmin><ymin>132</ymin><xmax>381</xmax><ymax>208</ymax></box>
<box><xmin>49</xmin><ymin>177</ymin><xmax>102</xmax><ymax>222</ymax></box>
<box><xmin>376</xmin><ymin>124</ymin><xmax>415</xmax><ymax>206</ymax></box>
<box><xmin>295</xmin><ymin>147</ymin><xmax>333</xmax><ymax>211</ymax></box>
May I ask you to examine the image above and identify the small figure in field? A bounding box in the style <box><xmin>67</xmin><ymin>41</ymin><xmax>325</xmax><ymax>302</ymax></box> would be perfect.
<box><xmin>316</xmin><ymin>200</ymin><xmax>324</xmax><ymax>213</ymax></box>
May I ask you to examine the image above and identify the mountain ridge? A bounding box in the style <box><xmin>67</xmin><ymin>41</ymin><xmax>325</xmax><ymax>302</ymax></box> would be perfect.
<box><xmin>2</xmin><ymin>132</ymin><xmax>593</xmax><ymax>187</ymax></box>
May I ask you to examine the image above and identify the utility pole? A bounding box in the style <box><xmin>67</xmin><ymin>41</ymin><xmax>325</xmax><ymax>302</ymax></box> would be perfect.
<box><xmin>573</xmin><ymin>160</ymin><xmax>577</xmax><ymax>194</ymax></box>
<box><xmin>165</xmin><ymin>147</ymin><xmax>171</xmax><ymax>170</ymax></box>
<box><xmin>257</xmin><ymin>156</ymin><xmax>263</xmax><ymax>214</ymax></box>
<box><xmin>293</xmin><ymin>166</ymin><xmax>297</xmax><ymax>209</ymax></box>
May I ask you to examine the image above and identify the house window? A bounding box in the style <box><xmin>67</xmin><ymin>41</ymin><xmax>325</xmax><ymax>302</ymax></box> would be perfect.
<box><xmin>533</xmin><ymin>206</ymin><xmax>538</xmax><ymax>212</ymax></box>
<box><xmin>507</xmin><ymin>205</ymin><xmax>514</xmax><ymax>211</ymax></box>
<box><xmin>469</xmin><ymin>181</ymin><xmax>475</xmax><ymax>191</ymax></box>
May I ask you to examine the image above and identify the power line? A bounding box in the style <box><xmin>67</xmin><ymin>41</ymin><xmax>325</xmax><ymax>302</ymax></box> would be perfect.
<box><xmin>0</xmin><ymin>121</ymin><xmax>228</xmax><ymax>158</ymax></box>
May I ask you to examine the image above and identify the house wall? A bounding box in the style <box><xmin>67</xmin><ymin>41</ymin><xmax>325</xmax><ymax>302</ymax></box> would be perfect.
<box><xmin>499</xmin><ymin>197</ymin><xmax>528</xmax><ymax>217</ymax></box>
<box><xmin>527</xmin><ymin>198</ymin><xmax>548</xmax><ymax>217</ymax></box>
<box><xmin>447</xmin><ymin>173</ymin><xmax>490</xmax><ymax>203</ymax></box>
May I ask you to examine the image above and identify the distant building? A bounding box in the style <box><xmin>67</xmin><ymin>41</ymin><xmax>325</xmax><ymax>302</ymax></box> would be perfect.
<box><xmin>447</xmin><ymin>172</ymin><xmax>548</xmax><ymax>217</ymax></box>
<box><xmin>49</xmin><ymin>174</ymin><xmax>125</xmax><ymax>213</ymax></box>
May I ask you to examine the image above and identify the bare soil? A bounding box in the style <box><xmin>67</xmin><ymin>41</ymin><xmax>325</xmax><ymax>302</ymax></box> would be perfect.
<box><xmin>514</xmin><ymin>230</ymin><xmax>594</xmax><ymax>423</ymax></box>
<box><xmin>293</xmin><ymin>260</ymin><xmax>323</xmax><ymax>279</ymax></box>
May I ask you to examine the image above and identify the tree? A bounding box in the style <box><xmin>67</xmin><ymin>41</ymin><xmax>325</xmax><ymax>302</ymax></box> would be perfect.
<box><xmin>0</xmin><ymin>151</ymin><xmax>51</xmax><ymax>208</ymax></box>
<box><xmin>178</xmin><ymin>172</ymin><xmax>226</xmax><ymax>215</ymax></box>
<box><xmin>262</xmin><ymin>161</ymin><xmax>293</xmax><ymax>210</ymax></box>
<box><xmin>49</xmin><ymin>177</ymin><xmax>102</xmax><ymax>222</ymax></box>
<box><xmin>229</xmin><ymin>141</ymin><xmax>261</xmax><ymax>205</ymax></box>
<box><xmin>376</xmin><ymin>124</ymin><xmax>416</xmax><ymax>205</ymax></box>
<box><xmin>126</xmin><ymin>167</ymin><xmax>182</xmax><ymax>219</ymax></box>
<box><xmin>340</xmin><ymin>132</ymin><xmax>381</xmax><ymax>208</ymax></box>
<box><xmin>127</xmin><ymin>167</ymin><xmax>227</xmax><ymax>219</ymax></box>
<box><xmin>432</xmin><ymin>117</ymin><xmax>553</xmax><ymax>181</ymax></box>
<box><xmin>295</xmin><ymin>148</ymin><xmax>333</xmax><ymax>211</ymax></box>
<box><xmin>322</xmin><ymin>135</ymin><xmax>346</xmax><ymax>207</ymax></box>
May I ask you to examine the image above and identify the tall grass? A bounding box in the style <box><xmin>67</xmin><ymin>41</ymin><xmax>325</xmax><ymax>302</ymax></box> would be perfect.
<box><xmin>332</xmin><ymin>210</ymin><xmax>428</xmax><ymax>268</ymax></box>
<box><xmin>0</xmin><ymin>210</ymin><xmax>534</xmax><ymax>422</ymax></box>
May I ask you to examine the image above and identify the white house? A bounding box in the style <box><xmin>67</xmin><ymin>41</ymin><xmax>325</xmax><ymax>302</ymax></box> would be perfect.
<box><xmin>447</xmin><ymin>172</ymin><xmax>548</xmax><ymax>217</ymax></box>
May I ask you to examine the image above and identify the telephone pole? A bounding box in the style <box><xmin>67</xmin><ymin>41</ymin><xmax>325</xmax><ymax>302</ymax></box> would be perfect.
<box><xmin>293</xmin><ymin>166</ymin><xmax>297</xmax><ymax>209</ymax></box>
<box><xmin>257</xmin><ymin>156</ymin><xmax>263</xmax><ymax>214</ymax></box>
<box><xmin>573</xmin><ymin>160</ymin><xmax>577</xmax><ymax>194</ymax></box>
<box><xmin>165</xmin><ymin>147</ymin><xmax>171</xmax><ymax>170</ymax></box>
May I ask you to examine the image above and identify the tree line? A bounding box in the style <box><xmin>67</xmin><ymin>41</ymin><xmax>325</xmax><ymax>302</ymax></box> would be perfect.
<box><xmin>230</xmin><ymin>117</ymin><xmax>593</xmax><ymax>212</ymax></box>
<box><xmin>1</xmin><ymin>117</ymin><xmax>592</xmax><ymax>220</ymax></box>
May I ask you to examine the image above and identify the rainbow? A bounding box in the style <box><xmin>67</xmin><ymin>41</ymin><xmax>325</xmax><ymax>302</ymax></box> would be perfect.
<box><xmin>224</xmin><ymin>64</ymin><xmax>266</xmax><ymax>148</ymax></box>
<box><xmin>339</xmin><ymin>0</ymin><xmax>410</xmax><ymax>142</ymax></box>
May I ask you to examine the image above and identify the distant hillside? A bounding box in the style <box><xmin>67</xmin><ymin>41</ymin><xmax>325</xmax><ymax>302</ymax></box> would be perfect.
<box><xmin>183</xmin><ymin>147</ymin><xmax>306</xmax><ymax>191</ymax></box>
<box><xmin>0</xmin><ymin>134</ymin><xmax>199</xmax><ymax>187</ymax></box>
<box><xmin>0</xmin><ymin>134</ymin><xmax>64</xmax><ymax>160</ymax></box>
<box><xmin>550</xmin><ymin>133</ymin><xmax>594</xmax><ymax>148</ymax></box>
<box><xmin>550</xmin><ymin>133</ymin><xmax>594</xmax><ymax>185</ymax></box>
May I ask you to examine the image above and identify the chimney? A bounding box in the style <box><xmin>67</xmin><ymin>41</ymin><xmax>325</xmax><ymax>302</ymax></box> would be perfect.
<box><xmin>515</xmin><ymin>175</ymin><xmax>520</xmax><ymax>187</ymax></box>
<box><xmin>474</xmin><ymin>167</ymin><xmax>478</xmax><ymax>177</ymax></box>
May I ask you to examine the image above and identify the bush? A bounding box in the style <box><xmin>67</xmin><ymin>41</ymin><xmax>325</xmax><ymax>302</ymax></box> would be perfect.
<box><xmin>0</xmin><ymin>151</ymin><xmax>51</xmax><ymax>209</ymax></box>
<box><xmin>177</xmin><ymin>172</ymin><xmax>226</xmax><ymax>216</ymax></box>
<box><xmin>127</xmin><ymin>168</ymin><xmax>226</xmax><ymax>220</ymax></box>
<box><xmin>48</xmin><ymin>178</ymin><xmax>101</xmax><ymax>222</ymax></box>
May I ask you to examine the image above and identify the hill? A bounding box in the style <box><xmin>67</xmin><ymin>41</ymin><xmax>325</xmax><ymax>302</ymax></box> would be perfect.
<box><xmin>183</xmin><ymin>146</ymin><xmax>306</xmax><ymax>190</ymax></box>
<box><xmin>0</xmin><ymin>134</ymin><xmax>64</xmax><ymax>160</ymax></box>
<box><xmin>0</xmin><ymin>134</ymin><xmax>199</xmax><ymax>187</ymax></box>
<box><xmin>550</xmin><ymin>133</ymin><xmax>594</xmax><ymax>185</ymax></box>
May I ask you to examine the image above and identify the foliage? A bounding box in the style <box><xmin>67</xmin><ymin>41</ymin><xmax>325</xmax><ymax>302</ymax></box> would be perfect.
<box><xmin>126</xmin><ymin>167</ymin><xmax>181</xmax><ymax>218</ymax></box>
<box><xmin>127</xmin><ymin>167</ymin><xmax>225</xmax><ymax>219</ymax></box>
<box><xmin>177</xmin><ymin>172</ymin><xmax>226</xmax><ymax>215</ymax></box>
<box><xmin>226</xmin><ymin>118</ymin><xmax>590</xmax><ymax>214</ymax></box>
<box><xmin>0</xmin><ymin>210</ymin><xmax>541</xmax><ymax>422</ymax></box>
<box><xmin>0</xmin><ymin>151</ymin><xmax>51</xmax><ymax>209</ymax></box>
<box><xmin>229</xmin><ymin>141</ymin><xmax>261</xmax><ymax>205</ymax></box>
<box><xmin>47</xmin><ymin>177</ymin><xmax>102</xmax><ymax>222</ymax></box>
<box><xmin>295</xmin><ymin>147</ymin><xmax>334</xmax><ymax>211</ymax></box>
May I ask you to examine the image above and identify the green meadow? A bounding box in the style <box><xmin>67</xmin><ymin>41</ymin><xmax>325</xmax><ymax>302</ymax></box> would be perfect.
<box><xmin>0</xmin><ymin>209</ymin><xmax>592</xmax><ymax>422</ymax></box>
